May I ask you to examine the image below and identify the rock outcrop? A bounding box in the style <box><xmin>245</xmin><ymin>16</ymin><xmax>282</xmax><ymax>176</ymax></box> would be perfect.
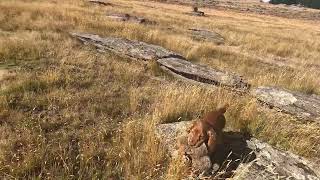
<box><xmin>71</xmin><ymin>33</ymin><xmax>181</xmax><ymax>61</ymax></box>
<box><xmin>252</xmin><ymin>86</ymin><xmax>320</xmax><ymax>121</ymax></box>
<box><xmin>188</xmin><ymin>28</ymin><xmax>225</xmax><ymax>45</ymax></box>
<box><xmin>157</xmin><ymin>57</ymin><xmax>249</xmax><ymax>90</ymax></box>
<box><xmin>233</xmin><ymin>138</ymin><xmax>320</xmax><ymax>180</ymax></box>
<box><xmin>156</xmin><ymin>121</ymin><xmax>320</xmax><ymax>179</ymax></box>
<box><xmin>71</xmin><ymin>33</ymin><xmax>249</xmax><ymax>90</ymax></box>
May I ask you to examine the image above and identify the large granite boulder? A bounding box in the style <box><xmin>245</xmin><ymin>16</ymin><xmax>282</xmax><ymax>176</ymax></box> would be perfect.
<box><xmin>252</xmin><ymin>86</ymin><xmax>320</xmax><ymax>121</ymax></box>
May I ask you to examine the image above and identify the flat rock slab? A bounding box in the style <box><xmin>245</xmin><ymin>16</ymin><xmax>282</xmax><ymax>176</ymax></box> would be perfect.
<box><xmin>72</xmin><ymin>33</ymin><xmax>249</xmax><ymax>91</ymax></box>
<box><xmin>88</xmin><ymin>0</ymin><xmax>112</xmax><ymax>6</ymax></box>
<box><xmin>233</xmin><ymin>138</ymin><xmax>320</xmax><ymax>180</ymax></box>
<box><xmin>106</xmin><ymin>13</ymin><xmax>156</xmax><ymax>25</ymax></box>
<box><xmin>252</xmin><ymin>86</ymin><xmax>320</xmax><ymax>121</ymax></box>
<box><xmin>71</xmin><ymin>33</ymin><xmax>182</xmax><ymax>61</ymax></box>
<box><xmin>188</xmin><ymin>28</ymin><xmax>225</xmax><ymax>45</ymax></box>
<box><xmin>156</xmin><ymin>121</ymin><xmax>320</xmax><ymax>179</ymax></box>
<box><xmin>157</xmin><ymin>57</ymin><xmax>250</xmax><ymax>90</ymax></box>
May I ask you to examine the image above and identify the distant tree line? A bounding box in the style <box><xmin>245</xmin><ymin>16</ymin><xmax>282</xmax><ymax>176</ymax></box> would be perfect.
<box><xmin>270</xmin><ymin>0</ymin><xmax>320</xmax><ymax>9</ymax></box>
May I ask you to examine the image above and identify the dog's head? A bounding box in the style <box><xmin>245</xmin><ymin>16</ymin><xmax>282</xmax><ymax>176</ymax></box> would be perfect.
<box><xmin>187</xmin><ymin>121</ymin><xmax>206</xmax><ymax>147</ymax></box>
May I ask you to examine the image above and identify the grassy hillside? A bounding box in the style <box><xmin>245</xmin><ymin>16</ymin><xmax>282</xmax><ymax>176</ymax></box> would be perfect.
<box><xmin>0</xmin><ymin>0</ymin><xmax>320</xmax><ymax>179</ymax></box>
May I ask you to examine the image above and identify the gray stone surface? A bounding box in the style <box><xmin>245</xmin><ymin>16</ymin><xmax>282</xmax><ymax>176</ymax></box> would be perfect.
<box><xmin>72</xmin><ymin>33</ymin><xmax>249</xmax><ymax>91</ymax></box>
<box><xmin>252</xmin><ymin>86</ymin><xmax>320</xmax><ymax>121</ymax></box>
<box><xmin>156</xmin><ymin>121</ymin><xmax>192</xmax><ymax>157</ymax></box>
<box><xmin>188</xmin><ymin>28</ymin><xmax>225</xmax><ymax>45</ymax></box>
<box><xmin>234</xmin><ymin>138</ymin><xmax>320</xmax><ymax>180</ymax></box>
<box><xmin>156</xmin><ymin>121</ymin><xmax>320</xmax><ymax>179</ymax></box>
<box><xmin>187</xmin><ymin>142</ymin><xmax>212</xmax><ymax>175</ymax></box>
<box><xmin>71</xmin><ymin>33</ymin><xmax>181</xmax><ymax>61</ymax></box>
<box><xmin>157</xmin><ymin>57</ymin><xmax>250</xmax><ymax>90</ymax></box>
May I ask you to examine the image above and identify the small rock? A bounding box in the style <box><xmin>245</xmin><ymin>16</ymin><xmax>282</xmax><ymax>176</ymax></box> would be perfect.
<box><xmin>106</xmin><ymin>13</ymin><xmax>130</xmax><ymax>21</ymax></box>
<box><xmin>188</xmin><ymin>28</ymin><xmax>225</xmax><ymax>45</ymax></box>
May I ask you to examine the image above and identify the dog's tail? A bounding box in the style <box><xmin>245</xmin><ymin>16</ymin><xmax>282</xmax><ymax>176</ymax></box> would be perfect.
<box><xmin>216</xmin><ymin>104</ymin><xmax>229</xmax><ymax>114</ymax></box>
<box><xmin>203</xmin><ymin>104</ymin><xmax>228</xmax><ymax>130</ymax></box>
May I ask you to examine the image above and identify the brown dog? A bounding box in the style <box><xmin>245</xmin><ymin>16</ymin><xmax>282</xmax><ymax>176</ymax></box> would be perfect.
<box><xmin>187</xmin><ymin>105</ymin><xmax>228</xmax><ymax>155</ymax></box>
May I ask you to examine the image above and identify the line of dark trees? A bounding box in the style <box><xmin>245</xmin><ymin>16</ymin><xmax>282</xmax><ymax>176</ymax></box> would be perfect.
<box><xmin>270</xmin><ymin>0</ymin><xmax>320</xmax><ymax>9</ymax></box>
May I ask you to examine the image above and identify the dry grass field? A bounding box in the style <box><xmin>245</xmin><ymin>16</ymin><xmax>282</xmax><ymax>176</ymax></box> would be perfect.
<box><xmin>0</xmin><ymin>0</ymin><xmax>320</xmax><ymax>179</ymax></box>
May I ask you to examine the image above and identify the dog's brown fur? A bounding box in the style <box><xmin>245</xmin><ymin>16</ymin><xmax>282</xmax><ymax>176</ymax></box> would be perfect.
<box><xmin>187</xmin><ymin>105</ymin><xmax>228</xmax><ymax>155</ymax></box>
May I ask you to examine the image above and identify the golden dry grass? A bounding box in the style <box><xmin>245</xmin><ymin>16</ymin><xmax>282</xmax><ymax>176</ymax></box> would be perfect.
<box><xmin>0</xmin><ymin>0</ymin><xmax>320</xmax><ymax>179</ymax></box>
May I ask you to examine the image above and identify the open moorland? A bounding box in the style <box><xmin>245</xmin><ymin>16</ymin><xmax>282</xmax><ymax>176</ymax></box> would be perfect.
<box><xmin>0</xmin><ymin>0</ymin><xmax>320</xmax><ymax>179</ymax></box>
